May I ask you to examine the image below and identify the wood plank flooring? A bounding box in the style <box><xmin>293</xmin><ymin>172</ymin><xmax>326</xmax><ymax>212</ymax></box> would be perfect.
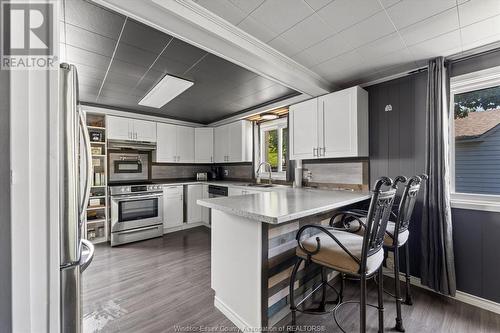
<box><xmin>83</xmin><ymin>226</ymin><xmax>500</xmax><ymax>332</ymax></box>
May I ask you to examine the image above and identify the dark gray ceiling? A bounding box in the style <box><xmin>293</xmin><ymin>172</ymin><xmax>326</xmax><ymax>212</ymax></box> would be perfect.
<box><xmin>60</xmin><ymin>0</ymin><xmax>298</xmax><ymax>124</ymax></box>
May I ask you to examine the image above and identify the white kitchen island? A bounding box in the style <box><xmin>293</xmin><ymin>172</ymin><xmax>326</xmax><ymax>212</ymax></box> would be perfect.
<box><xmin>197</xmin><ymin>188</ymin><xmax>371</xmax><ymax>331</ymax></box>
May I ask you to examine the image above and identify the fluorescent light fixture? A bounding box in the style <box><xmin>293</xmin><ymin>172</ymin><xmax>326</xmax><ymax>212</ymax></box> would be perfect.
<box><xmin>260</xmin><ymin>113</ymin><xmax>279</xmax><ymax>120</ymax></box>
<box><xmin>139</xmin><ymin>74</ymin><xmax>194</xmax><ymax>108</ymax></box>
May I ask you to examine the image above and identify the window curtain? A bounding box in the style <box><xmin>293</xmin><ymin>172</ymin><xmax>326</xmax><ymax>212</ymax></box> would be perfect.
<box><xmin>421</xmin><ymin>57</ymin><xmax>457</xmax><ymax>296</ymax></box>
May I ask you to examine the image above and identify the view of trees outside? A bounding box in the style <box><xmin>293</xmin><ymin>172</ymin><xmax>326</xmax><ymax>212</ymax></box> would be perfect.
<box><xmin>282</xmin><ymin>128</ymin><xmax>288</xmax><ymax>172</ymax></box>
<box><xmin>264</xmin><ymin>129</ymin><xmax>279</xmax><ymax>172</ymax></box>
<box><xmin>454</xmin><ymin>85</ymin><xmax>500</xmax><ymax>118</ymax></box>
<box><xmin>264</xmin><ymin>128</ymin><xmax>287</xmax><ymax>172</ymax></box>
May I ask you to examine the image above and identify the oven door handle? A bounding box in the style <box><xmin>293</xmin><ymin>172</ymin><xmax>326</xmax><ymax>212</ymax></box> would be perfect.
<box><xmin>112</xmin><ymin>194</ymin><xmax>163</xmax><ymax>201</ymax></box>
<box><xmin>116</xmin><ymin>225</ymin><xmax>162</xmax><ymax>235</ymax></box>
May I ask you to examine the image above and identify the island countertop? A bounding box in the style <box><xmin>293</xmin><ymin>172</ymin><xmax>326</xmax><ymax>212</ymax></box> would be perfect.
<box><xmin>197</xmin><ymin>188</ymin><xmax>371</xmax><ymax>224</ymax></box>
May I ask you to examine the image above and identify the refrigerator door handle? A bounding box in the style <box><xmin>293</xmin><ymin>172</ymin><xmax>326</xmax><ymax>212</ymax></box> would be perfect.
<box><xmin>79</xmin><ymin>109</ymin><xmax>92</xmax><ymax>224</ymax></box>
<box><xmin>80</xmin><ymin>239</ymin><xmax>95</xmax><ymax>272</ymax></box>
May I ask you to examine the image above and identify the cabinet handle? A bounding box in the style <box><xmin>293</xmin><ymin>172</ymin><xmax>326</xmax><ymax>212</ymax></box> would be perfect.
<box><xmin>313</xmin><ymin>147</ymin><xmax>317</xmax><ymax>157</ymax></box>
<box><xmin>321</xmin><ymin>147</ymin><xmax>326</xmax><ymax>156</ymax></box>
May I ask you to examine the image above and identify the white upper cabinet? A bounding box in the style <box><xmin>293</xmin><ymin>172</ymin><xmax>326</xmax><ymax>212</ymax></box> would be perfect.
<box><xmin>107</xmin><ymin>116</ymin><xmax>156</xmax><ymax>142</ymax></box>
<box><xmin>195</xmin><ymin>128</ymin><xmax>214</xmax><ymax>163</ymax></box>
<box><xmin>214</xmin><ymin>124</ymin><xmax>229</xmax><ymax>163</ymax></box>
<box><xmin>155</xmin><ymin>123</ymin><xmax>195</xmax><ymax>163</ymax></box>
<box><xmin>214</xmin><ymin>120</ymin><xmax>253</xmax><ymax>163</ymax></box>
<box><xmin>289</xmin><ymin>98</ymin><xmax>319</xmax><ymax>160</ymax></box>
<box><xmin>177</xmin><ymin>126</ymin><xmax>195</xmax><ymax>163</ymax></box>
<box><xmin>156</xmin><ymin>123</ymin><xmax>177</xmax><ymax>163</ymax></box>
<box><xmin>133</xmin><ymin>119</ymin><xmax>157</xmax><ymax>142</ymax></box>
<box><xmin>107</xmin><ymin>116</ymin><xmax>133</xmax><ymax>141</ymax></box>
<box><xmin>289</xmin><ymin>86</ymin><xmax>368</xmax><ymax>160</ymax></box>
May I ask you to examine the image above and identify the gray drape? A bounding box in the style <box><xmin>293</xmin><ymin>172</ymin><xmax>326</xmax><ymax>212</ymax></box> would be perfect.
<box><xmin>421</xmin><ymin>57</ymin><xmax>457</xmax><ymax>296</ymax></box>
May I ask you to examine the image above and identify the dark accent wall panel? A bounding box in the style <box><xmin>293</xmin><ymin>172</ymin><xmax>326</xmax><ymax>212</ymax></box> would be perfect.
<box><xmin>366</xmin><ymin>71</ymin><xmax>427</xmax><ymax>277</ymax></box>
<box><xmin>366</xmin><ymin>58</ymin><xmax>500</xmax><ymax>304</ymax></box>
<box><xmin>452</xmin><ymin>208</ymin><xmax>500</xmax><ymax>303</ymax></box>
<box><xmin>0</xmin><ymin>63</ymin><xmax>11</xmax><ymax>331</ymax></box>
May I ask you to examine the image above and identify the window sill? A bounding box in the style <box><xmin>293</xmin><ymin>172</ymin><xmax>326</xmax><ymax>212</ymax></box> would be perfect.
<box><xmin>451</xmin><ymin>193</ymin><xmax>500</xmax><ymax>213</ymax></box>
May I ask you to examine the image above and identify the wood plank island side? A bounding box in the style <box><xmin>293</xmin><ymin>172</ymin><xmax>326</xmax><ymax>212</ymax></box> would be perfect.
<box><xmin>210</xmin><ymin>206</ymin><xmax>367</xmax><ymax>331</ymax></box>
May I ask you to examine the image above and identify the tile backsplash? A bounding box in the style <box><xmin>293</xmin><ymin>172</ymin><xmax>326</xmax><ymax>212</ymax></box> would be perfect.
<box><xmin>301</xmin><ymin>160</ymin><xmax>369</xmax><ymax>191</ymax></box>
<box><xmin>151</xmin><ymin>164</ymin><xmax>211</xmax><ymax>180</ymax></box>
<box><xmin>151</xmin><ymin>163</ymin><xmax>254</xmax><ymax>181</ymax></box>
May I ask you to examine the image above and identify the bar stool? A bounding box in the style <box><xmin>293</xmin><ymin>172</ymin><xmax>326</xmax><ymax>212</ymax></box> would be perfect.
<box><xmin>289</xmin><ymin>177</ymin><xmax>397</xmax><ymax>333</ymax></box>
<box><xmin>333</xmin><ymin>175</ymin><xmax>427</xmax><ymax>332</ymax></box>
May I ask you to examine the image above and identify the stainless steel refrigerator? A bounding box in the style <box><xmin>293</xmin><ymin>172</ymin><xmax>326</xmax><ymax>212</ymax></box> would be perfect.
<box><xmin>59</xmin><ymin>63</ymin><xmax>95</xmax><ymax>333</ymax></box>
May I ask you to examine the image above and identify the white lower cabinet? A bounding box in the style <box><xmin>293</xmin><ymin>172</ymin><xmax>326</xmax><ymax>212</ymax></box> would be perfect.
<box><xmin>228</xmin><ymin>188</ymin><xmax>243</xmax><ymax>196</ymax></box>
<box><xmin>201</xmin><ymin>184</ymin><xmax>210</xmax><ymax>224</ymax></box>
<box><xmin>163</xmin><ymin>185</ymin><xmax>184</xmax><ymax>231</ymax></box>
<box><xmin>186</xmin><ymin>184</ymin><xmax>203</xmax><ymax>224</ymax></box>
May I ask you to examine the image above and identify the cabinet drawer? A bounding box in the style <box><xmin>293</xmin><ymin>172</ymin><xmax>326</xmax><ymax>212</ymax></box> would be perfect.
<box><xmin>163</xmin><ymin>185</ymin><xmax>183</xmax><ymax>197</ymax></box>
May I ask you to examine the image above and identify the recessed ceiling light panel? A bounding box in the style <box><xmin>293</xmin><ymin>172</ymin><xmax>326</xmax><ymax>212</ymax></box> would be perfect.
<box><xmin>139</xmin><ymin>74</ymin><xmax>194</xmax><ymax>108</ymax></box>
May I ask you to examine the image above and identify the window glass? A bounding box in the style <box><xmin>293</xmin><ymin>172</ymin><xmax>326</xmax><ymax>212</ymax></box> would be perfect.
<box><xmin>282</xmin><ymin>128</ymin><xmax>288</xmax><ymax>172</ymax></box>
<box><xmin>264</xmin><ymin>129</ymin><xmax>278</xmax><ymax>172</ymax></box>
<box><xmin>454</xmin><ymin>85</ymin><xmax>500</xmax><ymax>195</ymax></box>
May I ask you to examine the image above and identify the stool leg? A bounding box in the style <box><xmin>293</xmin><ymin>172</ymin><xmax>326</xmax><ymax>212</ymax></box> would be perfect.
<box><xmin>393</xmin><ymin>246</ymin><xmax>405</xmax><ymax>332</ymax></box>
<box><xmin>404</xmin><ymin>243</ymin><xmax>413</xmax><ymax>306</ymax></box>
<box><xmin>360</xmin><ymin>275</ymin><xmax>366</xmax><ymax>333</ymax></box>
<box><xmin>289</xmin><ymin>258</ymin><xmax>302</xmax><ymax>328</ymax></box>
<box><xmin>378</xmin><ymin>267</ymin><xmax>384</xmax><ymax>333</ymax></box>
<box><xmin>319</xmin><ymin>267</ymin><xmax>327</xmax><ymax>312</ymax></box>
<box><xmin>339</xmin><ymin>273</ymin><xmax>345</xmax><ymax>303</ymax></box>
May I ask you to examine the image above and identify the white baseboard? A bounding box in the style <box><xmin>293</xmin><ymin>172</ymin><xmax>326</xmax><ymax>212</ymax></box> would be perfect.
<box><xmin>382</xmin><ymin>267</ymin><xmax>500</xmax><ymax>315</ymax></box>
<box><xmin>214</xmin><ymin>296</ymin><xmax>253</xmax><ymax>332</ymax></box>
<box><xmin>163</xmin><ymin>221</ymin><xmax>210</xmax><ymax>234</ymax></box>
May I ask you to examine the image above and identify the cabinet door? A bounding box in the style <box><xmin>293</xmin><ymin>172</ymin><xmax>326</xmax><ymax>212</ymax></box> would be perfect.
<box><xmin>186</xmin><ymin>184</ymin><xmax>203</xmax><ymax>223</ymax></box>
<box><xmin>156</xmin><ymin>123</ymin><xmax>177</xmax><ymax>163</ymax></box>
<box><xmin>289</xmin><ymin>99</ymin><xmax>319</xmax><ymax>160</ymax></box>
<box><xmin>201</xmin><ymin>184</ymin><xmax>210</xmax><ymax>223</ymax></box>
<box><xmin>228</xmin><ymin>188</ymin><xmax>243</xmax><ymax>196</ymax></box>
<box><xmin>163</xmin><ymin>186</ymin><xmax>184</xmax><ymax>230</ymax></box>
<box><xmin>107</xmin><ymin>116</ymin><xmax>132</xmax><ymax>141</ymax></box>
<box><xmin>176</xmin><ymin>126</ymin><xmax>195</xmax><ymax>163</ymax></box>
<box><xmin>133</xmin><ymin>120</ymin><xmax>156</xmax><ymax>142</ymax></box>
<box><xmin>195</xmin><ymin>128</ymin><xmax>214</xmax><ymax>163</ymax></box>
<box><xmin>214</xmin><ymin>125</ymin><xmax>229</xmax><ymax>163</ymax></box>
<box><xmin>320</xmin><ymin>88</ymin><xmax>354</xmax><ymax>158</ymax></box>
<box><xmin>227</xmin><ymin>122</ymin><xmax>243</xmax><ymax>163</ymax></box>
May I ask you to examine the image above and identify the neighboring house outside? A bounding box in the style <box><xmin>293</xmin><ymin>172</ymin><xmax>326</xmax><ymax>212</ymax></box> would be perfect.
<box><xmin>455</xmin><ymin>108</ymin><xmax>500</xmax><ymax>195</ymax></box>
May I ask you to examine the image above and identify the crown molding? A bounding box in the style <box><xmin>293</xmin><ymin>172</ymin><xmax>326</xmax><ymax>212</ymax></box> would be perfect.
<box><xmin>91</xmin><ymin>0</ymin><xmax>330</xmax><ymax>97</ymax></box>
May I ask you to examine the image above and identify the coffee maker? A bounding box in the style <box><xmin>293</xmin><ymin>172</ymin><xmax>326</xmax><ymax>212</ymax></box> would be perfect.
<box><xmin>210</xmin><ymin>166</ymin><xmax>225</xmax><ymax>180</ymax></box>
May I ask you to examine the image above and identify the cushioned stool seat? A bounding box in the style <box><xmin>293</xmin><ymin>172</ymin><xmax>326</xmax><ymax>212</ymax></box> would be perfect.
<box><xmin>296</xmin><ymin>230</ymin><xmax>384</xmax><ymax>275</ymax></box>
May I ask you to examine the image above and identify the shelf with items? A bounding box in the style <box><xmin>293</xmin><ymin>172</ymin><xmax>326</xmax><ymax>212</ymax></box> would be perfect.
<box><xmin>84</xmin><ymin>112</ymin><xmax>109</xmax><ymax>245</ymax></box>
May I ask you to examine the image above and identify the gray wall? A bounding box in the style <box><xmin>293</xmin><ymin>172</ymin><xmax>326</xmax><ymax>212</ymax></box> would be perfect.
<box><xmin>366</xmin><ymin>53</ymin><xmax>500</xmax><ymax>303</ymax></box>
<box><xmin>0</xmin><ymin>61</ymin><xmax>11</xmax><ymax>331</ymax></box>
<box><xmin>366</xmin><ymin>71</ymin><xmax>427</xmax><ymax>277</ymax></box>
<box><xmin>455</xmin><ymin>129</ymin><xmax>500</xmax><ymax>195</ymax></box>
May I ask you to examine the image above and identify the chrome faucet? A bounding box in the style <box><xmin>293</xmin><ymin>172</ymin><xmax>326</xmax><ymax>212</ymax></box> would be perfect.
<box><xmin>256</xmin><ymin>162</ymin><xmax>272</xmax><ymax>185</ymax></box>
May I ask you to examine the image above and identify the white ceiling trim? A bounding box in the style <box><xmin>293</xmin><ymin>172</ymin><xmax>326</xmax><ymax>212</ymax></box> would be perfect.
<box><xmin>91</xmin><ymin>0</ymin><xmax>331</xmax><ymax>97</ymax></box>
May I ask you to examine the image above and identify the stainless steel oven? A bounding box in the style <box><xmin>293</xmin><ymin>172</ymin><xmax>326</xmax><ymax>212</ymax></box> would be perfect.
<box><xmin>110</xmin><ymin>184</ymin><xmax>163</xmax><ymax>246</ymax></box>
<box><xmin>108</xmin><ymin>151</ymin><xmax>150</xmax><ymax>183</ymax></box>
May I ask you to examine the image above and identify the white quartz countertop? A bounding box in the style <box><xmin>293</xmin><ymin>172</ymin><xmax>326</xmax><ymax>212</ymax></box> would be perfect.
<box><xmin>197</xmin><ymin>188</ymin><xmax>371</xmax><ymax>224</ymax></box>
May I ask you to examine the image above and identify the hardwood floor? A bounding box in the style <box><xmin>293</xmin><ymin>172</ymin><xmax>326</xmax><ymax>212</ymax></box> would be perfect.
<box><xmin>82</xmin><ymin>227</ymin><xmax>233</xmax><ymax>333</ymax></box>
<box><xmin>83</xmin><ymin>226</ymin><xmax>500</xmax><ymax>333</ymax></box>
